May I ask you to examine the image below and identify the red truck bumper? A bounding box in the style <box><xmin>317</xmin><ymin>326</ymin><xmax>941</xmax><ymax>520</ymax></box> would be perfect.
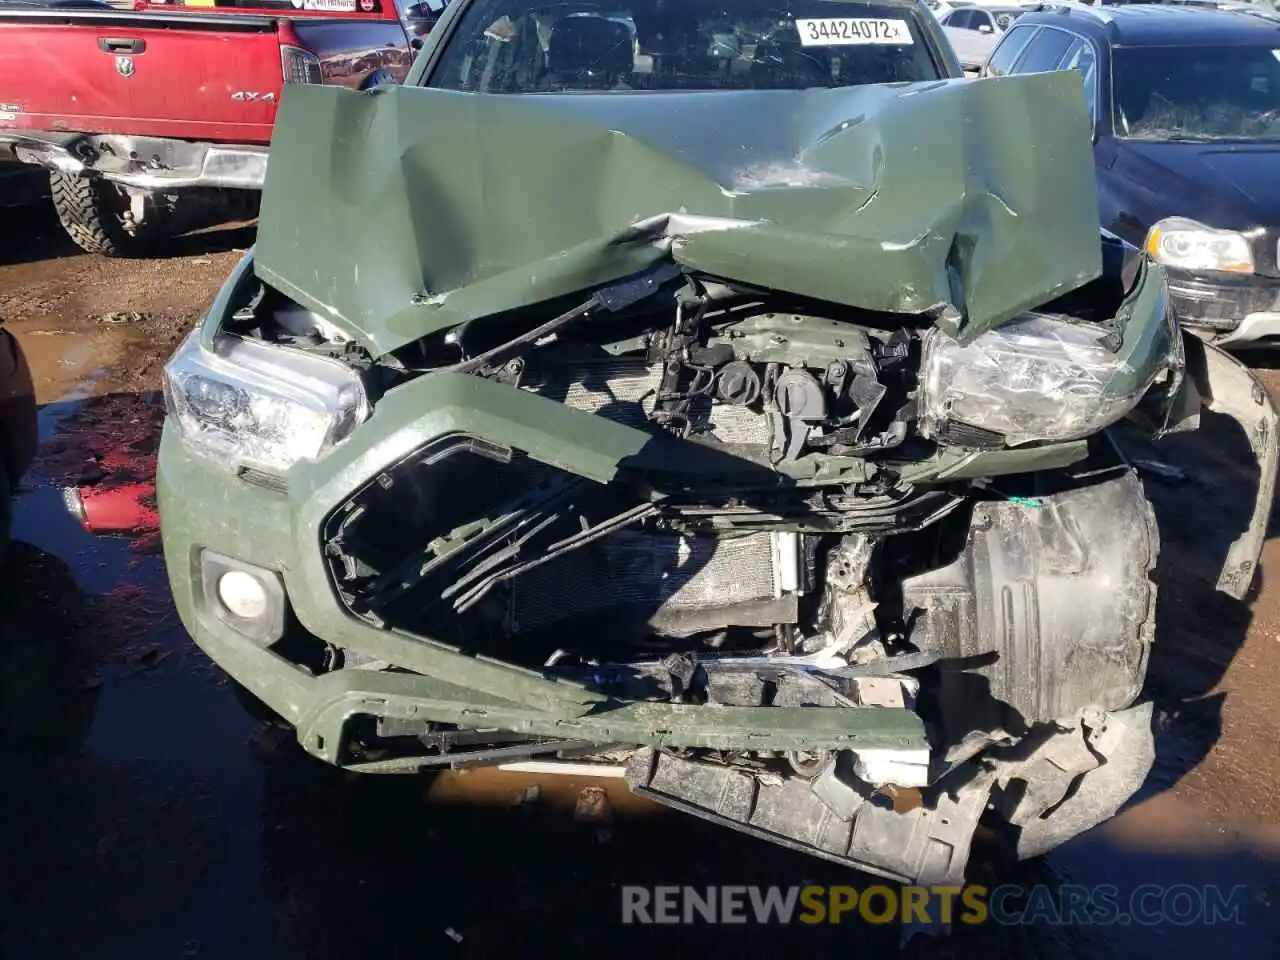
<box><xmin>0</xmin><ymin>131</ymin><xmax>268</xmax><ymax>190</ymax></box>
<box><xmin>62</xmin><ymin>482</ymin><xmax>159</xmax><ymax>538</ymax></box>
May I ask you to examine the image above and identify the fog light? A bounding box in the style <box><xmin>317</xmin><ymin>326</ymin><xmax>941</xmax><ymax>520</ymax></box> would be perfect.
<box><xmin>200</xmin><ymin>551</ymin><xmax>287</xmax><ymax>647</ymax></box>
<box><xmin>217</xmin><ymin>570</ymin><xmax>269</xmax><ymax>621</ymax></box>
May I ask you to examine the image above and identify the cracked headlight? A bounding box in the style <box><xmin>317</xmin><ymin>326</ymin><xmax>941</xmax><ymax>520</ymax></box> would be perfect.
<box><xmin>1145</xmin><ymin>217</ymin><xmax>1254</xmax><ymax>274</ymax></box>
<box><xmin>163</xmin><ymin>330</ymin><xmax>368</xmax><ymax>474</ymax></box>
<box><xmin>918</xmin><ymin>313</ymin><xmax>1169</xmax><ymax>448</ymax></box>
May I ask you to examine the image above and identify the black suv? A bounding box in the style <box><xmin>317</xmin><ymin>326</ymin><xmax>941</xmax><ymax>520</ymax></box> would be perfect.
<box><xmin>982</xmin><ymin>5</ymin><xmax>1280</xmax><ymax>347</ymax></box>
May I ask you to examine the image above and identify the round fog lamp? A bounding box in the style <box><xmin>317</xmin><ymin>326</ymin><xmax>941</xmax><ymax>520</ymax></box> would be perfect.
<box><xmin>217</xmin><ymin>570</ymin><xmax>269</xmax><ymax>621</ymax></box>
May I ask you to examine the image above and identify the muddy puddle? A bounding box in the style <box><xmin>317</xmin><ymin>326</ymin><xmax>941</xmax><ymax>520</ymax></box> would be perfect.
<box><xmin>7</xmin><ymin>318</ymin><xmax>144</xmax><ymax>405</ymax></box>
<box><xmin>0</xmin><ymin>316</ymin><xmax>1278</xmax><ymax>958</ymax></box>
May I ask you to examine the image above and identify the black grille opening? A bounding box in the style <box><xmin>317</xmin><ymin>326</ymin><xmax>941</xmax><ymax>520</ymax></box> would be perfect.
<box><xmin>319</xmin><ymin>434</ymin><xmax>803</xmax><ymax>667</ymax></box>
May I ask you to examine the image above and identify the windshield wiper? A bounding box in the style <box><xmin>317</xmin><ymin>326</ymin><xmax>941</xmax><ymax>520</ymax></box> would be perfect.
<box><xmin>1167</xmin><ymin>134</ymin><xmax>1280</xmax><ymax>142</ymax></box>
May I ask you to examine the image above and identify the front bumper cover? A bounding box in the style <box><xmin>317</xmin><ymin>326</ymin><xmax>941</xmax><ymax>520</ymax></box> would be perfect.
<box><xmin>1167</xmin><ymin>269</ymin><xmax>1280</xmax><ymax>347</ymax></box>
<box><xmin>158</xmin><ymin>417</ymin><xmax>928</xmax><ymax>769</ymax></box>
<box><xmin>1</xmin><ymin>131</ymin><xmax>267</xmax><ymax>191</ymax></box>
<box><xmin>157</xmin><ymin>321</ymin><xmax>1275</xmax><ymax>882</ymax></box>
<box><xmin>159</xmin><ymin>331</ymin><xmax>1277</xmax><ymax>761</ymax></box>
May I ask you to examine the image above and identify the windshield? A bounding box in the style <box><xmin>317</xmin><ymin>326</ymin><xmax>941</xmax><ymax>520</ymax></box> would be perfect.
<box><xmin>1113</xmin><ymin>45</ymin><xmax>1280</xmax><ymax>141</ymax></box>
<box><xmin>426</xmin><ymin>0</ymin><xmax>942</xmax><ymax>92</ymax></box>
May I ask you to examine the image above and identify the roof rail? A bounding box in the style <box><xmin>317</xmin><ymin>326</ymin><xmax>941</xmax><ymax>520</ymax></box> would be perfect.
<box><xmin>1041</xmin><ymin>1</ymin><xmax>1115</xmax><ymax>23</ymax></box>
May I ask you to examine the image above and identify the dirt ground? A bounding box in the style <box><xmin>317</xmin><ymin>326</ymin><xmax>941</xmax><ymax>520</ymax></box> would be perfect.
<box><xmin>2</xmin><ymin>191</ymin><xmax>1279</xmax><ymax>959</ymax></box>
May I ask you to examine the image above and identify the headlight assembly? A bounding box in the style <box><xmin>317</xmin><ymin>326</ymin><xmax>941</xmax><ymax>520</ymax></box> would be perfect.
<box><xmin>163</xmin><ymin>330</ymin><xmax>369</xmax><ymax>474</ymax></box>
<box><xmin>919</xmin><ymin>313</ymin><xmax>1170</xmax><ymax>448</ymax></box>
<box><xmin>1145</xmin><ymin>217</ymin><xmax>1254</xmax><ymax>275</ymax></box>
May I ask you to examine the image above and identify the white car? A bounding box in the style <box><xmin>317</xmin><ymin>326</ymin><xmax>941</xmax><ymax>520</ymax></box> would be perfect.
<box><xmin>938</xmin><ymin>3</ymin><xmax>1033</xmax><ymax>71</ymax></box>
<box><xmin>923</xmin><ymin>0</ymin><xmax>962</xmax><ymax>19</ymax></box>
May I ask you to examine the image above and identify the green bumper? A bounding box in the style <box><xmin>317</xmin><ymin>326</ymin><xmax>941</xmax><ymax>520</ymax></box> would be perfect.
<box><xmin>157</xmin><ymin>403</ymin><xmax>928</xmax><ymax>769</ymax></box>
<box><xmin>158</xmin><ymin>268</ymin><xmax>1278</xmax><ymax>771</ymax></box>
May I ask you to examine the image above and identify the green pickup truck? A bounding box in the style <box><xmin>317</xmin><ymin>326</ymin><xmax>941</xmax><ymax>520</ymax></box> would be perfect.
<box><xmin>157</xmin><ymin>0</ymin><xmax>1277</xmax><ymax>886</ymax></box>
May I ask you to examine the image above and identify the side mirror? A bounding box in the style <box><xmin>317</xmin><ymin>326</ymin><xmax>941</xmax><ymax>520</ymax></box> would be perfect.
<box><xmin>978</xmin><ymin>23</ymin><xmax>993</xmax><ymax>33</ymax></box>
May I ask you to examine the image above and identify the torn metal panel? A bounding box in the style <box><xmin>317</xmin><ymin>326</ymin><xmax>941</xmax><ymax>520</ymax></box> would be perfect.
<box><xmin>996</xmin><ymin>724</ymin><xmax>1102</xmax><ymax>822</ymax></box>
<box><xmin>625</xmin><ymin>704</ymin><xmax>1152</xmax><ymax>883</ymax></box>
<box><xmin>628</xmin><ymin>748</ymin><xmax>993</xmax><ymax>885</ymax></box>
<box><xmin>289</xmin><ymin>665</ymin><xmax>930</xmax><ymax>764</ymax></box>
<box><xmin>1182</xmin><ymin>336</ymin><xmax>1279</xmax><ymax>599</ymax></box>
<box><xmin>846</xmin><ymin>770</ymin><xmax>994</xmax><ymax>886</ymax></box>
<box><xmin>997</xmin><ymin>703</ymin><xmax>1156</xmax><ymax>860</ymax></box>
<box><xmin>256</xmin><ymin>71</ymin><xmax>1100</xmax><ymax>357</ymax></box>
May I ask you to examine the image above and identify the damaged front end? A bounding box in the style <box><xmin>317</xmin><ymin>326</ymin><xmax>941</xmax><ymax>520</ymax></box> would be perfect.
<box><xmin>158</xmin><ymin>71</ymin><xmax>1278</xmax><ymax>886</ymax></box>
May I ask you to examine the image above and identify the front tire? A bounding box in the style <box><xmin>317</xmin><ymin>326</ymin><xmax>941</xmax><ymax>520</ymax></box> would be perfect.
<box><xmin>48</xmin><ymin>171</ymin><xmax>167</xmax><ymax>256</ymax></box>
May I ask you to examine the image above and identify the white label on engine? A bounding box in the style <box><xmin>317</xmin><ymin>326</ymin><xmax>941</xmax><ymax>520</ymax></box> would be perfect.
<box><xmin>795</xmin><ymin>18</ymin><xmax>913</xmax><ymax>46</ymax></box>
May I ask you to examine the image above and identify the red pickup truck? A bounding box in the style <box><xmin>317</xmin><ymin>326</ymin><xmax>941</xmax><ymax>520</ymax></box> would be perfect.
<box><xmin>0</xmin><ymin>0</ymin><xmax>445</xmax><ymax>254</ymax></box>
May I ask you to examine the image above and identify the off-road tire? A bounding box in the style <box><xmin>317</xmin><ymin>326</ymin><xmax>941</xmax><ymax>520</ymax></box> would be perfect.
<box><xmin>49</xmin><ymin>171</ymin><xmax>163</xmax><ymax>256</ymax></box>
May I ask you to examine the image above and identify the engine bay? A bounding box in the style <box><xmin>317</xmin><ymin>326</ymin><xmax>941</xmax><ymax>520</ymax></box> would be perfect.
<box><xmin>205</xmin><ymin>260</ymin><xmax>1151</xmax><ymax>760</ymax></box>
<box><xmin>313</xmin><ymin>281</ymin><xmax>954</xmax><ymax>663</ymax></box>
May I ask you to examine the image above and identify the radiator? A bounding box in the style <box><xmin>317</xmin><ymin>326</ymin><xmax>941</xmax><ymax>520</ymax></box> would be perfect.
<box><xmin>508</xmin><ymin>530</ymin><xmax>800</xmax><ymax>636</ymax></box>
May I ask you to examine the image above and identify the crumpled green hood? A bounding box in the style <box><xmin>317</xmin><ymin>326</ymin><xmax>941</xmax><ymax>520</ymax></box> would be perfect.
<box><xmin>256</xmin><ymin>73</ymin><xmax>1101</xmax><ymax>357</ymax></box>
